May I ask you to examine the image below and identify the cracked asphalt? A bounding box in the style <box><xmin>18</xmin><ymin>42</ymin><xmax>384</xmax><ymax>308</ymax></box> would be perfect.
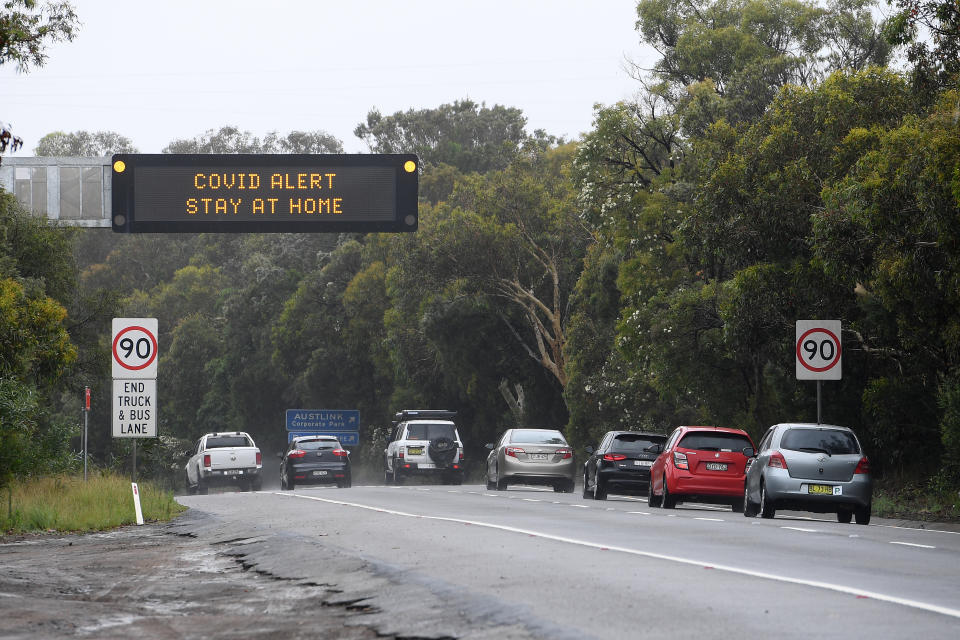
<box><xmin>0</xmin><ymin>519</ymin><xmax>387</xmax><ymax>640</ymax></box>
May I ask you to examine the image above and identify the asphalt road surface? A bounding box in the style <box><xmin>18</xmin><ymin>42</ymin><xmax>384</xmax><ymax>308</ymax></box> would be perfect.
<box><xmin>3</xmin><ymin>483</ymin><xmax>959</xmax><ymax>639</ymax></box>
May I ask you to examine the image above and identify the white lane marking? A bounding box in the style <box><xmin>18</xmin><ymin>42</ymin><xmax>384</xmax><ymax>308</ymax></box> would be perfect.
<box><xmin>695</xmin><ymin>517</ymin><xmax>725</xmax><ymax>522</ymax></box>
<box><xmin>522</xmin><ymin>498</ymin><xmax>542</xmax><ymax>503</ymax></box>
<box><xmin>890</xmin><ymin>541</ymin><xmax>936</xmax><ymax>549</ymax></box>
<box><xmin>275</xmin><ymin>492</ymin><xmax>960</xmax><ymax>620</ymax></box>
<box><xmin>569</xmin><ymin>504</ymin><xmax>589</xmax><ymax>509</ymax></box>
<box><xmin>627</xmin><ymin>511</ymin><xmax>651</xmax><ymax>515</ymax></box>
<box><xmin>876</xmin><ymin>524</ymin><xmax>960</xmax><ymax>536</ymax></box>
<box><xmin>782</xmin><ymin>527</ymin><xmax>819</xmax><ymax>533</ymax></box>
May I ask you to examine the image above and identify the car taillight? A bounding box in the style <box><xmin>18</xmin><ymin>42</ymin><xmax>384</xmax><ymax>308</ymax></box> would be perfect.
<box><xmin>459</xmin><ymin>450</ymin><xmax>464</xmax><ymax>462</ymax></box>
<box><xmin>556</xmin><ymin>448</ymin><xmax>573</xmax><ymax>459</ymax></box>
<box><xmin>203</xmin><ymin>454</ymin><xmax>211</xmax><ymax>468</ymax></box>
<box><xmin>288</xmin><ymin>449</ymin><xmax>306</xmax><ymax>459</ymax></box>
<box><xmin>603</xmin><ymin>453</ymin><xmax>627</xmax><ymax>461</ymax></box>
<box><xmin>398</xmin><ymin>449</ymin><xmax>405</xmax><ymax>459</ymax></box>
<box><xmin>255</xmin><ymin>452</ymin><xmax>262</xmax><ymax>465</ymax></box>
<box><xmin>768</xmin><ymin>451</ymin><xmax>788</xmax><ymax>469</ymax></box>
<box><xmin>333</xmin><ymin>449</ymin><xmax>348</xmax><ymax>457</ymax></box>
<box><xmin>506</xmin><ymin>447</ymin><xmax>525</xmax><ymax>457</ymax></box>
<box><xmin>855</xmin><ymin>456</ymin><xmax>870</xmax><ymax>474</ymax></box>
<box><xmin>673</xmin><ymin>451</ymin><xmax>688</xmax><ymax>470</ymax></box>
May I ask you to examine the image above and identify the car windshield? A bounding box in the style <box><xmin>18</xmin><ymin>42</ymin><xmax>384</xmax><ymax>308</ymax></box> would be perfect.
<box><xmin>611</xmin><ymin>434</ymin><xmax>664</xmax><ymax>453</ymax></box>
<box><xmin>678</xmin><ymin>432</ymin><xmax>751</xmax><ymax>452</ymax></box>
<box><xmin>206</xmin><ymin>436</ymin><xmax>251</xmax><ymax>448</ymax></box>
<box><xmin>781</xmin><ymin>428</ymin><xmax>859</xmax><ymax>455</ymax></box>
<box><xmin>511</xmin><ymin>430</ymin><xmax>567</xmax><ymax>445</ymax></box>
<box><xmin>405</xmin><ymin>423</ymin><xmax>456</xmax><ymax>440</ymax></box>
<box><xmin>296</xmin><ymin>439</ymin><xmax>339</xmax><ymax>450</ymax></box>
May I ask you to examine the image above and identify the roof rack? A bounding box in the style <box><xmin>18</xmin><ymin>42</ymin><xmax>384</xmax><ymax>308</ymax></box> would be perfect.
<box><xmin>393</xmin><ymin>409</ymin><xmax>457</xmax><ymax>425</ymax></box>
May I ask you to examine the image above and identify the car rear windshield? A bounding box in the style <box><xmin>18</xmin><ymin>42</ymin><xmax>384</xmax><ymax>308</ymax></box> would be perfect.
<box><xmin>781</xmin><ymin>428</ymin><xmax>860</xmax><ymax>455</ymax></box>
<box><xmin>611</xmin><ymin>433</ymin><xmax>665</xmax><ymax>453</ymax></box>
<box><xmin>206</xmin><ymin>435</ymin><xmax>251</xmax><ymax>448</ymax></box>
<box><xmin>405</xmin><ymin>423</ymin><xmax>456</xmax><ymax>440</ymax></box>
<box><xmin>296</xmin><ymin>439</ymin><xmax>339</xmax><ymax>450</ymax></box>
<box><xmin>678</xmin><ymin>432</ymin><xmax>752</xmax><ymax>452</ymax></box>
<box><xmin>511</xmin><ymin>430</ymin><xmax>567</xmax><ymax>445</ymax></box>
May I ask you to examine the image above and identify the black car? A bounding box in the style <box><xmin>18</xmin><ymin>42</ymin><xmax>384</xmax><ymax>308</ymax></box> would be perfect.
<box><xmin>583</xmin><ymin>431</ymin><xmax>666</xmax><ymax>500</ymax></box>
<box><xmin>280</xmin><ymin>435</ymin><xmax>351</xmax><ymax>489</ymax></box>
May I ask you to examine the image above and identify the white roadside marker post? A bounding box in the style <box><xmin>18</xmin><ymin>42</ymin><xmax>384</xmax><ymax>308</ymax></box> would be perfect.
<box><xmin>131</xmin><ymin>482</ymin><xmax>144</xmax><ymax>525</ymax></box>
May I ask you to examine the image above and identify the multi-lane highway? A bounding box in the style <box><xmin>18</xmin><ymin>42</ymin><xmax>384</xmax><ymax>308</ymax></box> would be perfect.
<box><xmin>176</xmin><ymin>483</ymin><xmax>960</xmax><ymax>639</ymax></box>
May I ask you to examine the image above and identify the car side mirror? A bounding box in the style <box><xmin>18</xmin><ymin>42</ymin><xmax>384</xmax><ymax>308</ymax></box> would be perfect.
<box><xmin>585</xmin><ymin>445</ymin><xmax>594</xmax><ymax>455</ymax></box>
<box><xmin>742</xmin><ymin>447</ymin><xmax>755</xmax><ymax>458</ymax></box>
<box><xmin>485</xmin><ymin>443</ymin><xmax>494</xmax><ymax>450</ymax></box>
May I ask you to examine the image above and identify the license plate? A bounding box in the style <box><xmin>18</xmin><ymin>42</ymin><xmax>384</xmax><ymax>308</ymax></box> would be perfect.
<box><xmin>634</xmin><ymin>460</ymin><xmax>653</xmax><ymax>467</ymax></box>
<box><xmin>808</xmin><ymin>484</ymin><xmax>840</xmax><ymax>495</ymax></box>
<box><xmin>312</xmin><ymin>470</ymin><xmax>328</xmax><ymax>476</ymax></box>
<box><xmin>223</xmin><ymin>469</ymin><xmax>241</xmax><ymax>475</ymax></box>
<box><xmin>407</xmin><ymin>447</ymin><xmax>423</xmax><ymax>455</ymax></box>
<box><xmin>705</xmin><ymin>462</ymin><xmax>727</xmax><ymax>471</ymax></box>
<box><xmin>528</xmin><ymin>453</ymin><xmax>548</xmax><ymax>461</ymax></box>
<box><xmin>418</xmin><ymin>463</ymin><xmax>436</xmax><ymax>469</ymax></box>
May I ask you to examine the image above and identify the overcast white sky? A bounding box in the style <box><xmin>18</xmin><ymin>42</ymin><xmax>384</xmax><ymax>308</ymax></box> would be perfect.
<box><xmin>1</xmin><ymin>0</ymin><xmax>654</xmax><ymax>155</ymax></box>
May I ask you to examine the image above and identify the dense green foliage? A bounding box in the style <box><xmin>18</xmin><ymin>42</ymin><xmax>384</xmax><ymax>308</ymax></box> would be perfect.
<box><xmin>2</xmin><ymin>0</ymin><xmax>958</xmax><ymax>498</ymax></box>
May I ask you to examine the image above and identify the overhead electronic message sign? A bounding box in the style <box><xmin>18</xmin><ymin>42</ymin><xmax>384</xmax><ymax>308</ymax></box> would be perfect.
<box><xmin>110</xmin><ymin>154</ymin><xmax>419</xmax><ymax>233</ymax></box>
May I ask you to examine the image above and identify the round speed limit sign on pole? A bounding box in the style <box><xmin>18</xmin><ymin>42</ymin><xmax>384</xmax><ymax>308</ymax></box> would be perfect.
<box><xmin>112</xmin><ymin>318</ymin><xmax>159</xmax><ymax>379</ymax></box>
<box><xmin>796</xmin><ymin>320</ymin><xmax>841</xmax><ymax>380</ymax></box>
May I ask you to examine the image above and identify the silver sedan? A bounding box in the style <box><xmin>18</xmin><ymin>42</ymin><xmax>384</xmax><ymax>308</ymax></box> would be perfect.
<box><xmin>485</xmin><ymin>428</ymin><xmax>576</xmax><ymax>492</ymax></box>
<box><xmin>744</xmin><ymin>423</ymin><xmax>872</xmax><ymax>524</ymax></box>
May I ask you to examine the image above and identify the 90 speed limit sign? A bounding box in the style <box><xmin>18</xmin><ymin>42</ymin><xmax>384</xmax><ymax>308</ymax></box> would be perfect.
<box><xmin>796</xmin><ymin>320</ymin><xmax>841</xmax><ymax>380</ymax></box>
<box><xmin>112</xmin><ymin>318</ymin><xmax>158</xmax><ymax>379</ymax></box>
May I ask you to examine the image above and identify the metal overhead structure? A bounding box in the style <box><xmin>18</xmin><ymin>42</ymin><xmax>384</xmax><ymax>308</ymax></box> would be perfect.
<box><xmin>0</xmin><ymin>156</ymin><xmax>112</xmax><ymax>227</ymax></box>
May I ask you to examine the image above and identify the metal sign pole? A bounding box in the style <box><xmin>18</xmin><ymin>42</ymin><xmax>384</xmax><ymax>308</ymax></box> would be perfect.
<box><xmin>132</xmin><ymin>438</ymin><xmax>137</xmax><ymax>483</ymax></box>
<box><xmin>817</xmin><ymin>380</ymin><xmax>822</xmax><ymax>425</ymax></box>
<box><xmin>83</xmin><ymin>409</ymin><xmax>89</xmax><ymax>481</ymax></box>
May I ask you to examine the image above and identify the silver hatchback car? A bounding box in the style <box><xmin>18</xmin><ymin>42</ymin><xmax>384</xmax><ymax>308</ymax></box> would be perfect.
<box><xmin>485</xmin><ymin>428</ymin><xmax>576</xmax><ymax>492</ymax></box>
<box><xmin>744</xmin><ymin>423</ymin><xmax>872</xmax><ymax>524</ymax></box>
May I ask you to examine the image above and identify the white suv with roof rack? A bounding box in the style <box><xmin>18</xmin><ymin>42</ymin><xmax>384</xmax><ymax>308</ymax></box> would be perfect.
<box><xmin>384</xmin><ymin>410</ymin><xmax>464</xmax><ymax>485</ymax></box>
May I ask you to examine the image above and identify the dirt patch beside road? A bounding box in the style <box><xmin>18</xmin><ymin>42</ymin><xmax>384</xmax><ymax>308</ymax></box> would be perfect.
<box><xmin>0</xmin><ymin>525</ymin><xmax>382</xmax><ymax>640</ymax></box>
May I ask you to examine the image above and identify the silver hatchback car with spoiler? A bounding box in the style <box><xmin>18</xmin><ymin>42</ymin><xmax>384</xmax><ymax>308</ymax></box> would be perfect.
<box><xmin>743</xmin><ymin>423</ymin><xmax>872</xmax><ymax>524</ymax></box>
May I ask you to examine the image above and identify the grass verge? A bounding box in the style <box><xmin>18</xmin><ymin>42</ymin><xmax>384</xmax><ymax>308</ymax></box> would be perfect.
<box><xmin>872</xmin><ymin>480</ymin><xmax>960</xmax><ymax>522</ymax></box>
<box><xmin>0</xmin><ymin>472</ymin><xmax>186</xmax><ymax>534</ymax></box>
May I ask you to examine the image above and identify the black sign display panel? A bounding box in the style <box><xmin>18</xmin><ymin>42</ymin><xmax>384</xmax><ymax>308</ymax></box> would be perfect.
<box><xmin>111</xmin><ymin>154</ymin><xmax>418</xmax><ymax>233</ymax></box>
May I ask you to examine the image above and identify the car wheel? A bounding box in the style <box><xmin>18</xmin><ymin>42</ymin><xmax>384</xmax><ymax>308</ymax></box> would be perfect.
<box><xmin>582</xmin><ymin>472</ymin><xmax>592</xmax><ymax>499</ymax></box>
<box><xmin>662</xmin><ymin>476</ymin><xmax>676</xmax><ymax>509</ymax></box>
<box><xmin>198</xmin><ymin>479</ymin><xmax>208</xmax><ymax>495</ymax></box>
<box><xmin>486</xmin><ymin>475</ymin><xmax>496</xmax><ymax>490</ymax></box>
<box><xmin>251</xmin><ymin>478</ymin><xmax>262</xmax><ymax>492</ymax></box>
<box><xmin>286</xmin><ymin>475</ymin><xmax>295</xmax><ymax>491</ymax></box>
<box><xmin>743</xmin><ymin>482</ymin><xmax>759</xmax><ymax>517</ymax></box>
<box><xmin>731</xmin><ymin>498</ymin><xmax>744</xmax><ymax>513</ymax></box>
<box><xmin>648</xmin><ymin>477</ymin><xmax>662</xmax><ymax>508</ymax></box>
<box><xmin>594</xmin><ymin>478</ymin><xmax>608</xmax><ymax>501</ymax></box>
<box><xmin>496</xmin><ymin>477</ymin><xmax>508</xmax><ymax>491</ymax></box>
<box><xmin>759</xmin><ymin>482</ymin><xmax>775</xmax><ymax>519</ymax></box>
<box><xmin>855</xmin><ymin>503</ymin><xmax>871</xmax><ymax>525</ymax></box>
<box><xmin>185</xmin><ymin>472</ymin><xmax>196</xmax><ymax>495</ymax></box>
<box><xmin>564</xmin><ymin>479</ymin><xmax>575</xmax><ymax>493</ymax></box>
<box><xmin>837</xmin><ymin>509</ymin><xmax>853</xmax><ymax>523</ymax></box>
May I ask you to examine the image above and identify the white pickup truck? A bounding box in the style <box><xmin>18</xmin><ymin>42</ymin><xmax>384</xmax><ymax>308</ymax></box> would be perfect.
<box><xmin>185</xmin><ymin>431</ymin><xmax>262</xmax><ymax>494</ymax></box>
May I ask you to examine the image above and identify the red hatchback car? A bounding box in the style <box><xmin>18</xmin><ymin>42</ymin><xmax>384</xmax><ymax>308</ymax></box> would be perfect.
<box><xmin>648</xmin><ymin>426</ymin><xmax>755</xmax><ymax>511</ymax></box>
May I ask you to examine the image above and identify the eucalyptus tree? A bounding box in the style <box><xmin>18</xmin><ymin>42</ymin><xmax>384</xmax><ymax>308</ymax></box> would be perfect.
<box><xmin>34</xmin><ymin>130</ymin><xmax>137</xmax><ymax>156</ymax></box>
<box><xmin>564</xmin><ymin>0</ymin><xmax>897</xmax><ymax>446</ymax></box>
<box><xmin>354</xmin><ymin>99</ymin><xmax>557</xmax><ymax>174</ymax></box>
